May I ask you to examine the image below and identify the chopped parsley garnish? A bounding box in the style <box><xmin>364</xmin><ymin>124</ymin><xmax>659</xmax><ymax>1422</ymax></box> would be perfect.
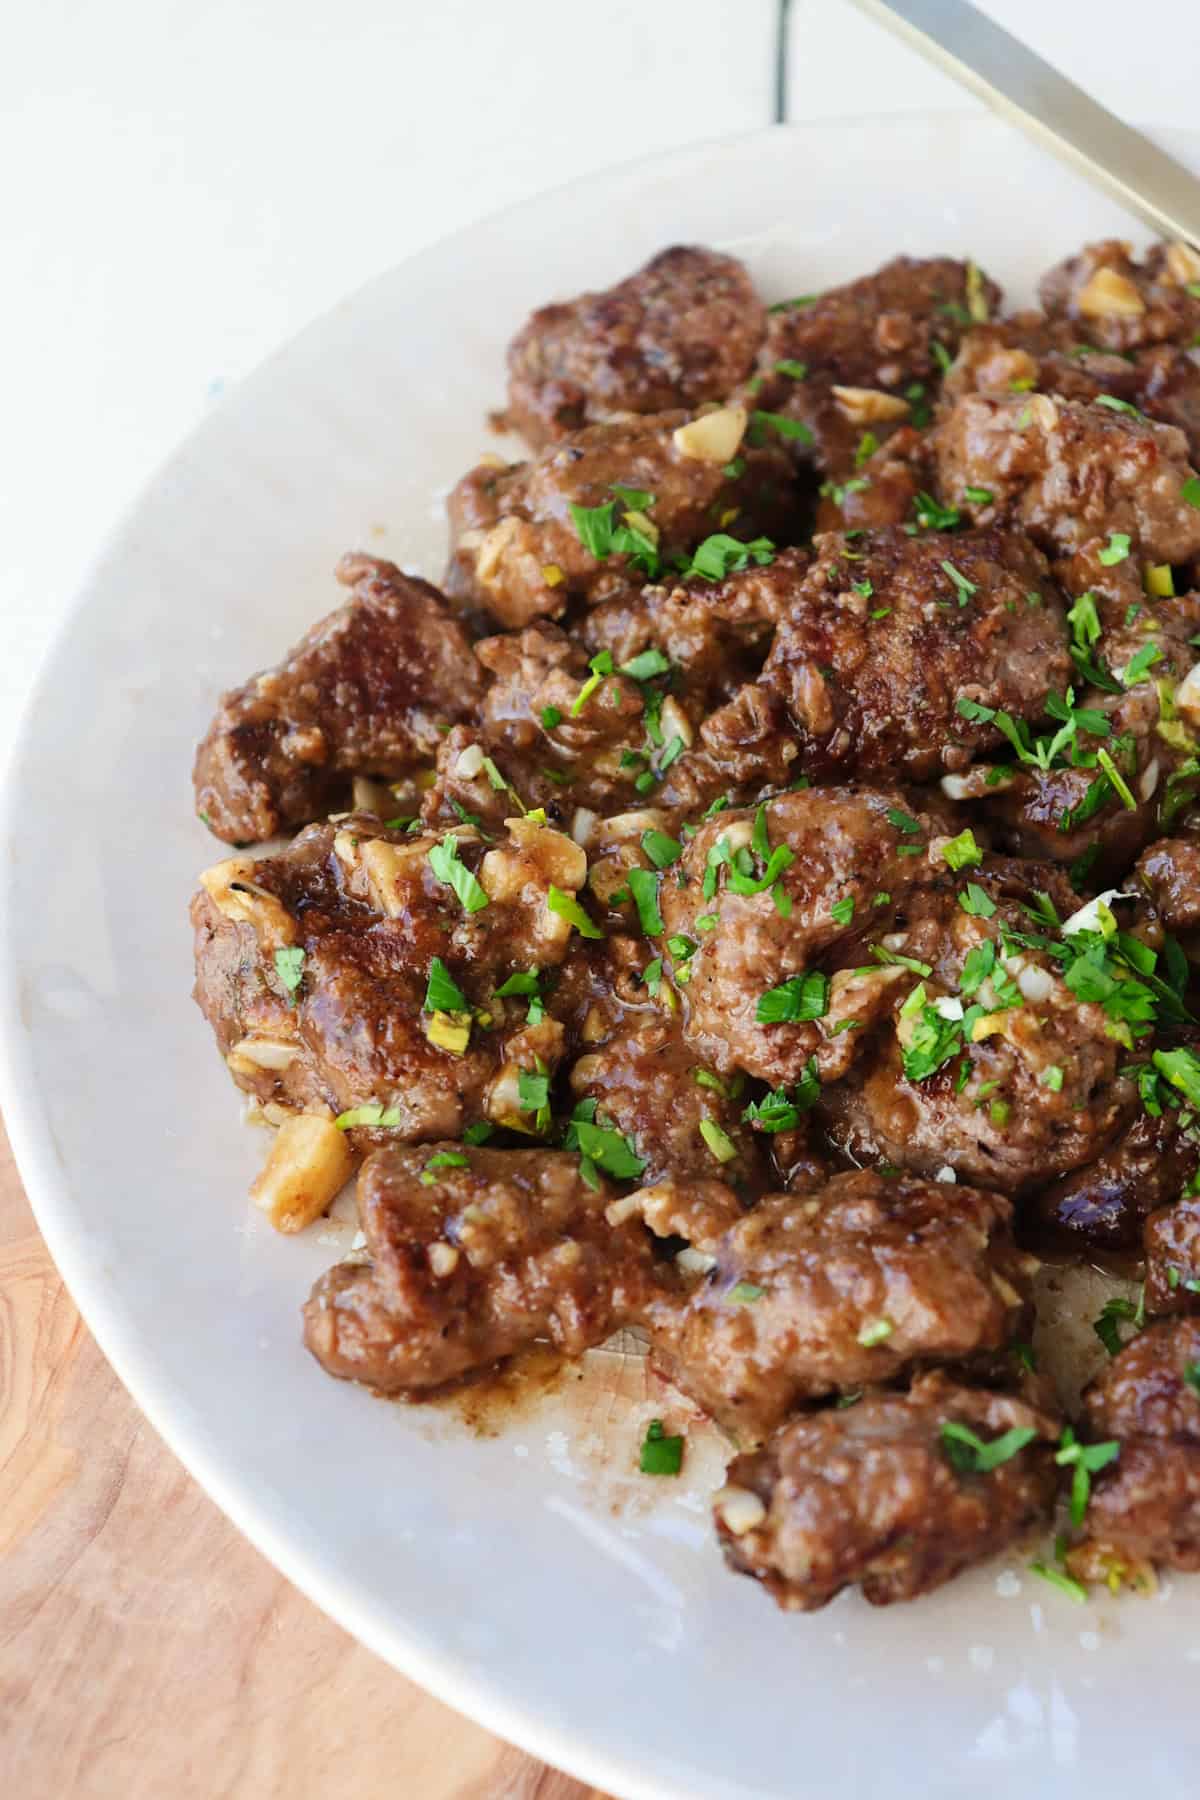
<box><xmin>885</xmin><ymin>807</ymin><xmax>922</xmax><ymax>836</ymax></box>
<box><xmin>775</xmin><ymin>359</ymin><xmax>808</xmax><ymax>380</ymax></box>
<box><xmin>1066</xmin><ymin>590</ymin><xmax>1101</xmax><ymax>650</ymax></box>
<box><xmin>749</xmin><ymin>409</ymin><xmax>814</xmax><ymax>446</ymax></box>
<box><xmin>627</xmin><ymin>867</ymin><xmax>664</xmax><ymax>936</ymax></box>
<box><xmin>857</xmin><ymin>1317</ymin><xmax>893</xmax><ymax>1348</ymax></box>
<box><xmin>1182</xmin><ymin>476</ymin><xmax>1200</xmax><ymax>509</ymax></box>
<box><xmin>699</xmin><ymin>1118</ymin><xmax>737</xmax><ymax>1163</ymax></box>
<box><xmin>1184</xmin><ymin>1362</ymin><xmax>1200</xmax><ymax>1397</ymax></box>
<box><xmin>1098</xmin><ymin>531</ymin><xmax>1131</xmax><ymax>566</ymax></box>
<box><xmin>854</xmin><ymin>431</ymin><xmax>878</xmax><ymax>468</ymax></box>
<box><xmin>831</xmin><ymin>895</ymin><xmax>856</xmax><ymax>926</ymax></box>
<box><xmin>419</xmin><ymin>1150</ymin><xmax>469</xmax><ymax>1185</ymax></box>
<box><xmin>641</xmin><ymin>829</ymin><xmax>682</xmax><ymax>869</ymax></box>
<box><xmin>959</xmin><ymin>882</ymin><xmax>997</xmax><ymax>918</ymax></box>
<box><xmin>540</xmin><ymin>704</ymin><xmax>562</xmax><ymax>729</ymax></box>
<box><xmin>912</xmin><ymin>491</ymin><xmax>961</xmax><ymax>530</ymax></box>
<box><xmin>940</xmin><ymin>1421</ymin><xmax>1037</xmax><ymax>1473</ymax></box>
<box><xmin>639</xmin><ymin>1419</ymin><xmax>684</xmax><ymax>1476</ymax></box>
<box><xmin>742</xmin><ymin>1061</ymin><xmax>820</xmax><ymax>1131</ymax></box>
<box><xmin>941</xmin><ymin>828</ymin><xmax>982</xmax><ymax>871</ymax></box>
<box><xmin>568</xmin><ymin>497</ymin><xmax>660</xmax><ymax>575</ymax></box>
<box><xmin>516</xmin><ymin>1067</ymin><xmax>551</xmax><ymax>1123</ymax></box>
<box><xmin>768</xmin><ymin>293</ymin><xmax>819</xmax><ymax>312</ymax></box>
<box><xmin>1030</xmin><ymin>1561</ymin><xmax>1087</xmax><ymax>1604</ymax></box>
<box><xmin>1055</xmin><ymin>1426</ymin><xmax>1120</xmax><ymax>1527</ymax></box>
<box><xmin>619</xmin><ymin>647</ymin><xmax>671</xmax><ymax>682</ymax></box>
<box><xmin>900</xmin><ymin>985</ymin><xmax>975</xmax><ymax>1083</ymax></box>
<box><xmin>684</xmin><ymin>532</ymin><xmax>775</xmax><ymax>580</ymax></box>
<box><xmin>871</xmin><ymin>945</ymin><xmax>932</xmax><ymax>976</ymax></box>
<box><xmin>547</xmin><ymin>885</ymin><xmax>604</xmax><ymax>939</ymax></box>
<box><xmin>273</xmin><ymin>945</ymin><xmax>305</xmax><ymax>1004</ymax></box>
<box><xmin>964</xmin><ymin>485</ymin><xmax>994</xmax><ymax>505</ymax></box>
<box><xmin>756</xmin><ymin>971</ymin><xmax>829</xmax><ymax>1024</ymax></box>
<box><xmin>428</xmin><ymin>834</ymin><xmax>489</xmax><ymax>913</ymax></box>
<box><xmin>940</xmin><ymin>560</ymin><xmax>977</xmax><ymax>605</ymax></box>
<box><xmin>609</xmin><ymin>483</ymin><xmax>654</xmax><ymax>511</ymax></box>
<box><xmin>1096</xmin><ymin>393</ymin><xmax>1142</xmax><ymax>417</ymax></box>
<box><xmin>462</xmin><ymin>1121</ymin><xmax>494</xmax><ymax>1146</ymax></box>
<box><xmin>336</xmin><ymin>1101</ymin><xmax>402</xmax><ymax>1130</ymax></box>
<box><xmin>1152</xmin><ymin>1045</ymin><xmax>1200</xmax><ymax>1107</ymax></box>
<box><xmin>423</xmin><ymin>955</ymin><xmax>466</xmax><ymax>1014</ymax></box>
<box><xmin>1093</xmin><ymin>1295</ymin><xmax>1140</xmax><ymax>1356</ymax></box>
<box><xmin>1041</xmin><ymin>1065</ymin><xmax>1064</xmax><ymax>1091</ymax></box>
<box><xmin>571</xmin><ymin>649</ymin><xmax>614</xmax><ymax>716</ymax></box>
<box><xmin>1120</xmin><ymin>641</ymin><xmax>1163</xmax><ymax>687</ymax></box>
<box><xmin>565</xmin><ymin>1100</ymin><xmax>646</xmax><ymax>1185</ymax></box>
<box><xmin>728</xmin><ymin>1281</ymin><xmax>765</xmax><ymax>1305</ymax></box>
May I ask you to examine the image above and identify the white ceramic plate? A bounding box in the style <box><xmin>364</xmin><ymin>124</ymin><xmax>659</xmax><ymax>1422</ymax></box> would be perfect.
<box><xmin>6</xmin><ymin>116</ymin><xmax>1200</xmax><ymax>1800</ymax></box>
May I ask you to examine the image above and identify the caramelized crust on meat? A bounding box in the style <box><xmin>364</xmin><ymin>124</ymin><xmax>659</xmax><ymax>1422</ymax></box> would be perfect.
<box><xmin>304</xmin><ymin>1146</ymin><xmax>659</xmax><ymax>1392</ymax></box>
<box><xmin>1077</xmin><ymin>1318</ymin><xmax>1200</xmax><ymax>1570</ymax></box>
<box><xmin>753</xmin><ymin>525</ymin><xmax>1070</xmax><ymax>781</ymax></box>
<box><xmin>646</xmin><ymin>1170</ymin><xmax>1032</xmax><ymax>1443</ymax></box>
<box><xmin>191</xmin><ymin>814</ymin><xmax>594</xmax><ymax>1146</ymax></box>
<box><xmin>716</xmin><ymin>1371</ymin><xmax>1059</xmax><ymax>1610</ymax></box>
<box><xmin>506</xmin><ymin>245</ymin><xmax>766</xmax><ymax>447</ymax></box>
<box><xmin>1031</xmin><ymin>1108</ymin><xmax>1200</xmax><ymax>1253</ymax></box>
<box><xmin>193</xmin><ymin>555</ymin><xmax>484</xmax><ymax>844</ymax></box>
<box><xmin>1038</xmin><ymin>238</ymin><xmax>1200</xmax><ymax>355</ymax></box>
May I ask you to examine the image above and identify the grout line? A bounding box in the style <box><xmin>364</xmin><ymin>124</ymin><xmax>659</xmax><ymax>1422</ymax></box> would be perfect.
<box><xmin>774</xmin><ymin>0</ymin><xmax>793</xmax><ymax>123</ymax></box>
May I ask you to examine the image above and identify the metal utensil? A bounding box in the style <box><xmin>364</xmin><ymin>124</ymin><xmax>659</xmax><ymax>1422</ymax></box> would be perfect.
<box><xmin>847</xmin><ymin>0</ymin><xmax>1200</xmax><ymax>245</ymax></box>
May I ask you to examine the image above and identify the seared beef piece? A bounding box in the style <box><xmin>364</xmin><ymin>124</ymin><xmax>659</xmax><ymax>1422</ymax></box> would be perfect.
<box><xmin>1145</xmin><ymin>1193</ymin><xmax>1200</xmax><ymax>1313</ymax></box>
<box><xmin>976</xmin><ymin>591</ymin><xmax>1200</xmax><ymax>874</ymax></box>
<box><xmin>1038</xmin><ymin>238</ymin><xmax>1200</xmax><ymax>355</ymax></box>
<box><xmin>1135</xmin><ymin>836</ymin><xmax>1200</xmax><ymax>931</ymax></box>
<box><xmin>191</xmin><ymin>813</ymin><xmax>595</xmax><ymax>1144</ymax></box>
<box><xmin>764</xmin><ymin>256</ymin><xmax>1002</xmax><ymax>392</ymax></box>
<box><xmin>444</xmin><ymin>412</ymin><xmax>796</xmax><ymax>629</ymax></box>
<box><xmin>715</xmin><ymin>1370</ymin><xmax>1059</xmax><ymax>1610</ymax></box>
<box><xmin>817</xmin><ymin>879</ymin><xmax>1138</xmax><ymax>1194</ymax></box>
<box><xmin>660</xmin><ymin>784</ymin><xmax>950</xmax><ymax>1086</ymax></box>
<box><xmin>943</xmin><ymin>317</ymin><xmax>1200</xmax><ymax>466</ymax></box>
<box><xmin>568</xmin><ymin>1016</ymin><xmax>770</xmax><ymax>1194</ymax></box>
<box><xmin>749</xmin><ymin>525</ymin><xmax>1069</xmax><ymax>782</ymax></box>
<box><xmin>1076</xmin><ymin>1317</ymin><xmax>1200</xmax><ymax>1570</ymax></box>
<box><xmin>579</xmin><ymin>551</ymin><xmax>803</xmax><ymax>710</ymax></box>
<box><xmin>1032</xmin><ymin>1109</ymin><xmax>1200</xmax><ymax>1253</ymax></box>
<box><xmin>749</xmin><ymin>256</ymin><xmax>1000</xmax><ymax>475</ymax></box>
<box><xmin>505</xmin><ymin>245</ymin><xmax>766</xmax><ymax>448</ymax></box>
<box><xmin>934</xmin><ymin>391</ymin><xmax>1200</xmax><ymax>567</ymax></box>
<box><xmin>304</xmin><ymin>1146</ymin><xmax>659</xmax><ymax>1393</ymax></box>
<box><xmin>193</xmin><ymin>555</ymin><xmax>484</xmax><ymax>845</ymax></box>
<box><xmin>811</xmin><ymin>425</ymin><xmax>935</xmax><ymax>533</ymax></box>
<box><xmin>646</xmin><ymin>1170</ymin><xmax>1032</xmax><ymax>1443</ymax></box>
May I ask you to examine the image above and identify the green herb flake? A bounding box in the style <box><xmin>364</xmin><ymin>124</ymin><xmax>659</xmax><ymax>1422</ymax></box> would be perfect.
<box><xmin>941</xmin><ymin>828</ymin><xmax>982</xmax><ymax>872</ymax></box>
<box><xmin>885</xmin><ymin>807</ymin><xmax>922</xmax><ymax>837</ymax></box>
<box><xmin>728</xmin><ymin>1281</ymin><xmax>765</xmax><ymax>1305</ymax></box>
<box><xmin>639</xmin><ymin>1418</ymin><xmax>684</xmax><ymax>1477</ymax></box>
<box><xmin>547</xmin><ymin>885</ymin><xmax>604</xmax><ymax>939</ymax></box>
<box><xmin>699</xmin><ymin>1118</ymin><xmax>738</xmax><ymax>1163</ymax></box>
<box><xmin>424</xmin><ymin>955</ymin><xmax>467</xmax><ymax>1014</ymax></box>
<box><xmin>857</xmin><ymin>1317</ymin><xmax>893</xmax><ymax>1348</ymax></box>
<box><xmin>428</xmin><ymin>834</ymin><xmax>489</xmax><ymax>914</ymax></box>
<box><xmin>641</xmin><ymin>829</ymin><xmax>682</xmax><ymax>869</ymax></box>
<box><xmin>940</xmin><ymin>560</ymin><xmax>978</xmax><ymax>605</ymax></box>
<box><xmin>756</xmin><ymin>971</ymin><xmax>830</xmax><ymax>1024</ymax></box>
<box><xmin>1055</xmin><ymin>1425</ymin><xmax>1120</xmax><ymax>1527</ymax></box>
<box><xmin>964</xmin><ymin>485</ymin><xmax>994</xmax><ymax>505</ymax></box>
<box><xmin>1182</xmin><ymin>476</ymin><xmax>1200</xmax><ymax>510</ymax></box>
<box><xmin>419</xmin><ymin>1149</ymin><xmax>469</xmax><ymax>1186</ymax></box>
<box><xmin>940</xmin><ymin>1420</ymin><xmax>1038</xmax><ymax>1474</ymax></box>
<box><xmin>775</xmin><ymin>359</ymin><xmax>808</xmax><ymax>380</ymax></box>
<box><xmin>540</xmin><ymin>704</ymin><xmax>563</xmax><ymax>729</ymax></box>
<box><xmin>1098</xmin><ymin>531</ymin><xmax>1132</xmax><ymax>566</ymax></box>
<box><xmin>273</xmin><ymin>945</ymin><xmax>305</xmax><ymax>1004</ymax></box>
<box><xmin>959</xmin><ymin>883</ymin><xmax>997</xmax><ymax>918</ymax></box>
<box><xmin>1030</xmin><ymin>1561</ymin><xmax>1088</xmax><ymax>1604</ymax></box>
<box><xmin>831</xmin><ymin>895</ymin><xmax>856</xmax><ymax>926</ymax></box>
<box><xmin>335</xmin><ymin>1101</ymin><xmax>402</xmax><ymax>1131</ymax></box>
<box><xmin>627</xmin><ymin>866</ymin><xmax>665</xmax><ymax>936</ymax></box>
<box><xmin>750</xmin><ymin>409</ymin><xmax>815</xmax><ymax>446</ymax></box>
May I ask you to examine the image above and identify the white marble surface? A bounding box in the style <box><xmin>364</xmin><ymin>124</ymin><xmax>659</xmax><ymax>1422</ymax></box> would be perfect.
<box><xmin>0</xmin><ymin>0</ymin><xmax>1188</xmax><ymax>773</ymax></box>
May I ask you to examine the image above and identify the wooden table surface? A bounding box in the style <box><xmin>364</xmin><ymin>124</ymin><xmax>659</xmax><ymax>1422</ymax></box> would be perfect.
<box><xmin>0</xmin><ymin>1118</ymin><xmax>608</xmax><ymax>1799</ymax></box>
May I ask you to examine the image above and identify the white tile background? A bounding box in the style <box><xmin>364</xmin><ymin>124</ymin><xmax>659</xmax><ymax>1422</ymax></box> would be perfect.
<box><xmin>0</xmin><ymin>0</ymin><xmax>1188</xmax><ymax>772</ymax></box>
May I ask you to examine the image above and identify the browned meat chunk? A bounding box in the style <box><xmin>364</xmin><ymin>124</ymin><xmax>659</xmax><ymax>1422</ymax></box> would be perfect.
<box><xmin>445</xmin><ymin>411</ymin><xmax>796</xmax><ymax>628</ymax></box>
<box><xmin>505</xmin><ymin>246</ymin><xmax>766</xmax><ymax>447</ymax></box>
<box><xmin>193</xmin><ymin>554</ymin><xmax>484</xmax><ymax>844</ymax></box>
<box><xmin>715</xmin><ymin>1371</ymin><xmax>1059</xmax><ymax>1610</ymax></box>
<box><xmin>647</xmin><ymin>1170</ymin><xmax>1032</xmax><ymax>1443</ymax></box>
<box><xmin>1032</xmin><ymin>1108</ymin><xmax>1200</xmax><ymax>1253</ymax></box>
<box><xmin>659</xmin><ymin>784</ymin><xmax>949</xmax><ymax>1086</ymax></box>
<box><xmin>579</xmin><ymin>551</ymin><xmax>801</xmax><ymax>709</ymax></box>
<box><xmin>975</xmin><ymin>591</ymin><xmax>1200</xmax><ymax>875</ymax></box>
<box><xmin>1039</xmin><ymin>239</ymin><xmax>1200</xmax><ymax>355</ymax></box>
<box><xmin>818</xmin><ymin>883</ymin><xmax>1139</xmax><ymax>1194</ymax></box>
<box><xmin>811</xmin><ymin>425</ymin><xmax>934</xmax><ymax>533</ymax></box>
<box><xmin>1145</xmin><ymin>1192</ymin><xmax>1200</xmax><ymax>1313</ymax></box>
<box><xmin>191</xmin><ymin>813</ymin><xmax>597</xmax><ymax>1145</ymax></box>
<box><xmin>304</xmin><ymin>1146</ymin><xmax>658</xmax><ymax>1392</ymax></box>
<box><xmin>752</xmin><ymin>525</ymin><xmax>1069</xmax><ymax>782</ymax></box>
<box><xmin>1076</xmin><ymin>1317</ymin><xmax>1200</xmax><ymax>1571</ymax></box>
<box><xmin>750</xmin><ymin>256</ymin><xmax>1000</xmax><ymax>475</ymax></box>
<box><xmin>568</xmin><ymin>1015</ymin><xmax>770</xmax><ymax>1194</ymax></box>
<box><xmin>933</xmin><ymin>391</ymin><xmax>1200</xmax><ymax>567</ymax></box>
<box><xmin>1135</xmin><ymin>836</ymin><xmax>1200</xmax><ymax>931</ymax></box>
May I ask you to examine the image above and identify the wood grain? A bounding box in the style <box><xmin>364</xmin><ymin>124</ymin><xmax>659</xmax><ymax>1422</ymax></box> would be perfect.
<box><xmin>0</xmin><ymin>1119</ymin><xmax>610</xmax><ymax>1799</ymax></box>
